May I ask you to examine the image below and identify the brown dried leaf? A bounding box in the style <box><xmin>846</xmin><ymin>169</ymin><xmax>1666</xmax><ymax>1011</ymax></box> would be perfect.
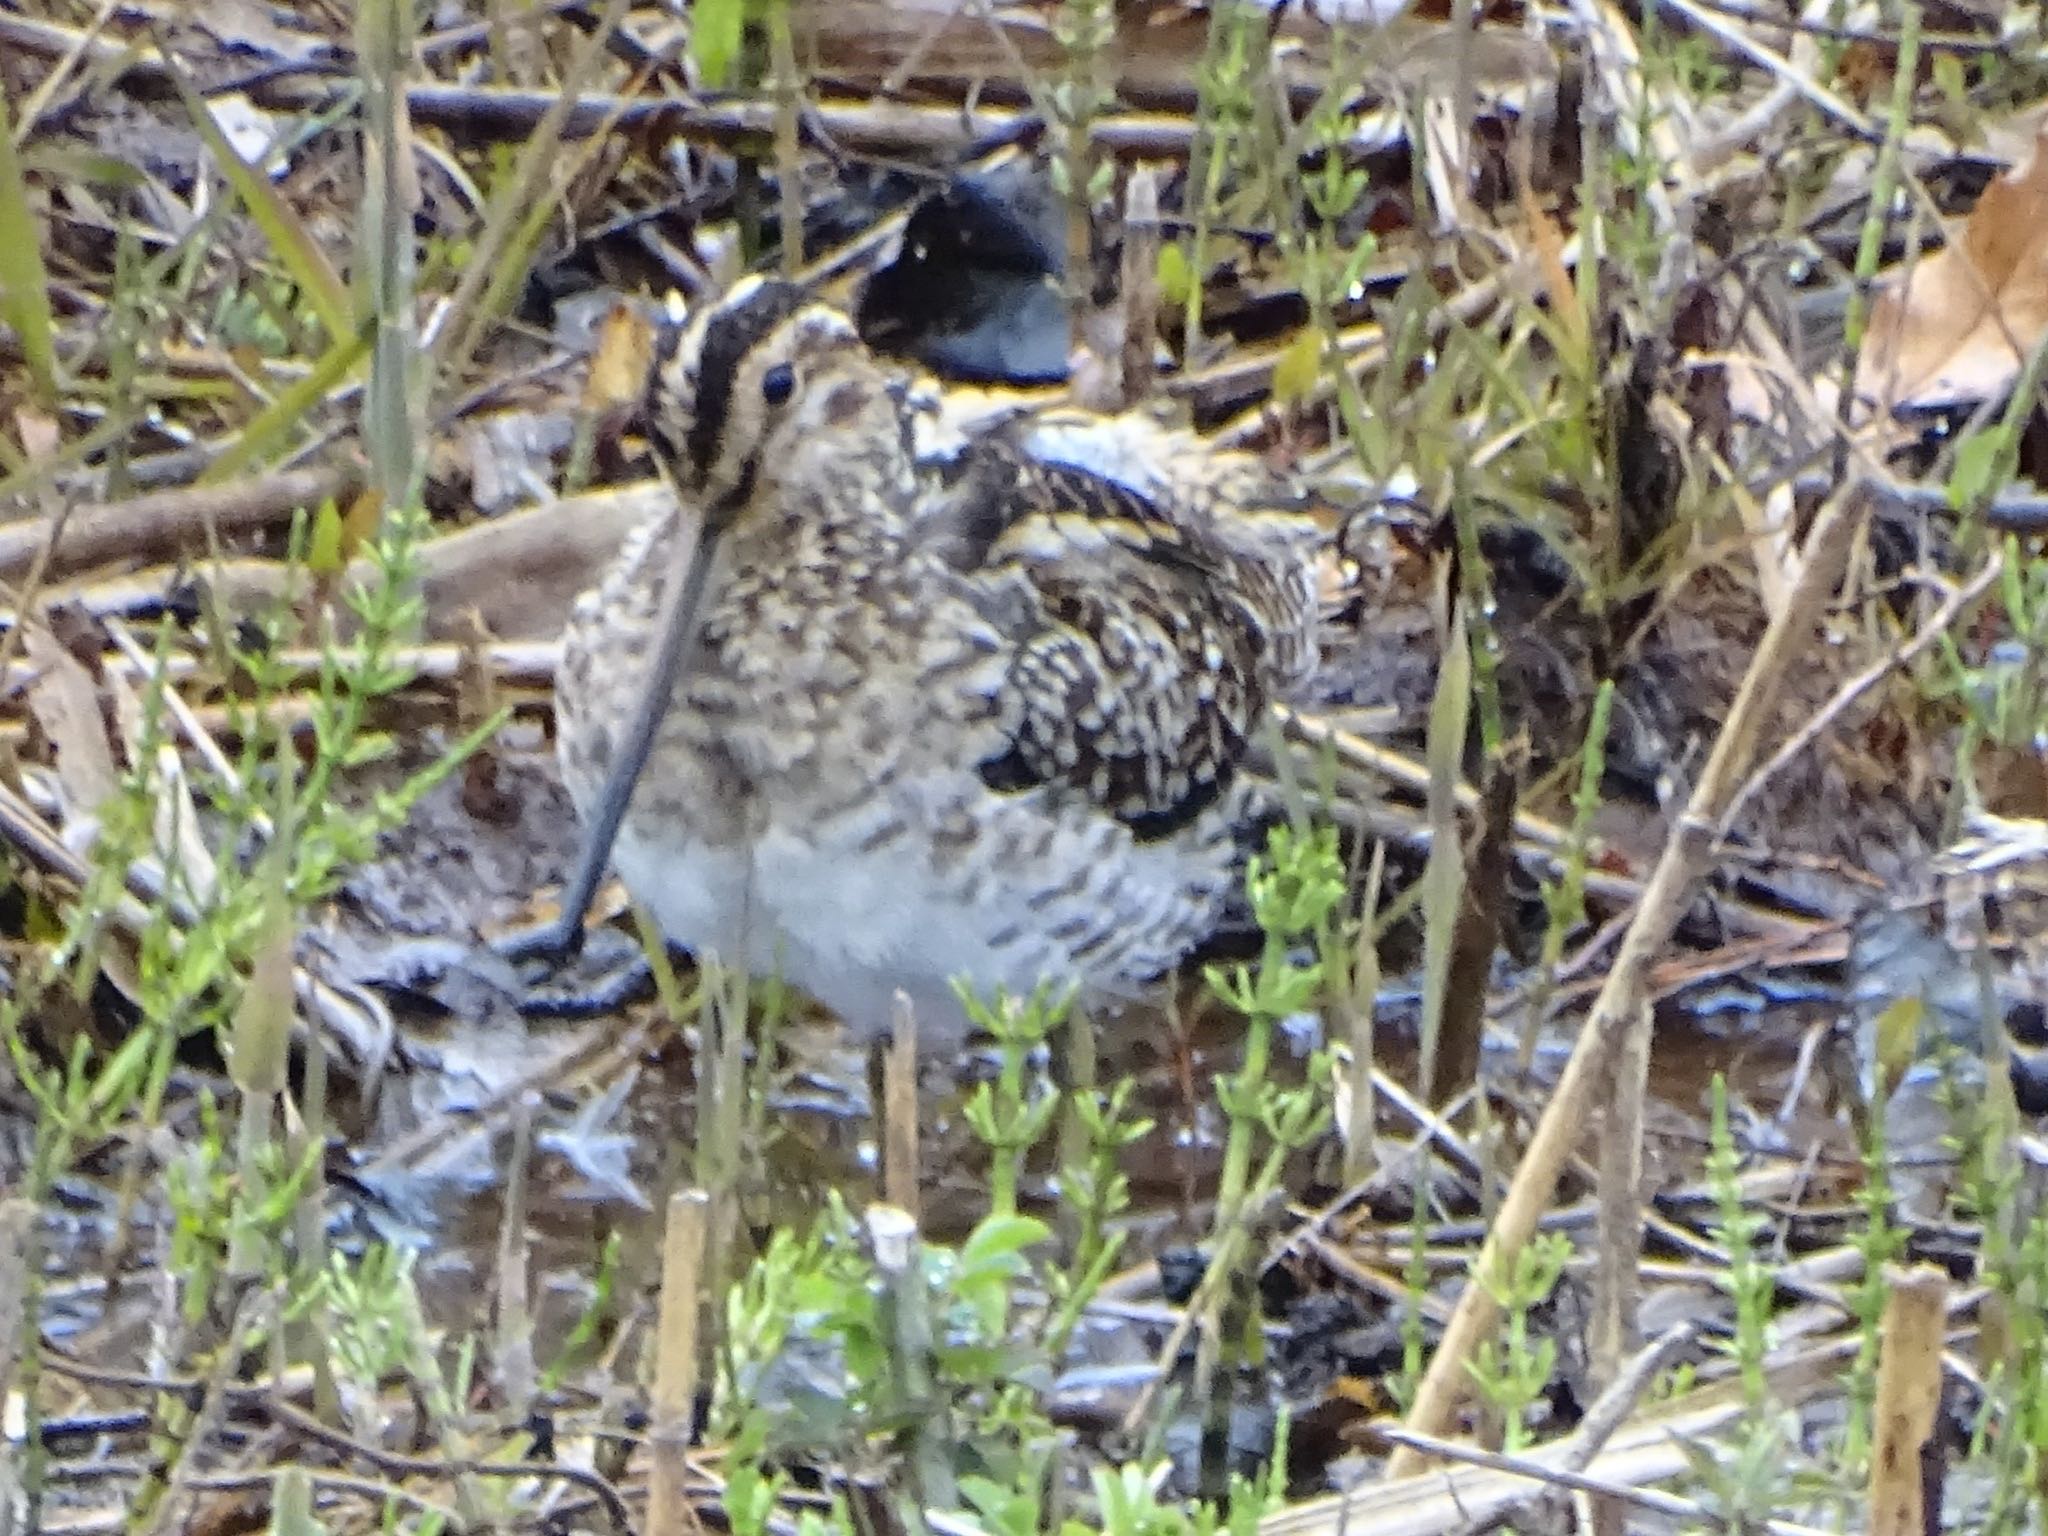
<box><xmin>1858</xmin><ymin>124</ymin><xmax>2048</xmax><ymax>411</ymax></box>
<box><xmin>584</xmin><ymin>301</ymin><xmax>657</xmax><ymax>418</ymax></box>
<box><xmin>23</xmin><ymin>623</ymin><xmax>118</xmax><ymax>829</ymax></box>
<box><xmin>1517</xmin><ymin>183</ymin><xmax>1586</xmax><ymax>368</ymax></box>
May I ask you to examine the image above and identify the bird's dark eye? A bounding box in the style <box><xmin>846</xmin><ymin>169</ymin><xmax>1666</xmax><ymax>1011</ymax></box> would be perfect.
<box><xmin>761</xmin><ymin>363</ymin><xmax>796</xmax><ymax>406</ymax></box>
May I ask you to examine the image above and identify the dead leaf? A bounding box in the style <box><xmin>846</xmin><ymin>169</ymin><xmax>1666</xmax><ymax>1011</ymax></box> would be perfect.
<box><xmin>1833</xmin><ymin>41</ymin><xmax>1890</xmax><ymax>107</ymax></box>
<box><xmin>23</xmin><ymin>624</ymin><xmax>119</xmax><ymax>837</ymax></box>
<box><xmin>12</xmin><ymin>408</ymin><xmax>58</xmax><ymax>460</ymax></box>
<box><xmin>584</xmin><ymin>301</ymin><xmax>656</xmax><ymax>419</ymax></box>
<box><xmin>1516</xmin><ymin>182</ymin><xmax>1586</xmax><ymax>367</ymax></box>
<box><xmin>1857</xmin><ymin>124</ymin><xmax>2048</xmax><ymax>411</ymax></box>
<box><xmin>342</xmin><ymin>485</ymin><xmax>384</xmax><ymax>558</ymax></box>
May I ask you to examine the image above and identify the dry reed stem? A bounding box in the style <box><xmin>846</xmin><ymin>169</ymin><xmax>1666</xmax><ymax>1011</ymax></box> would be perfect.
<box><xmin>649</xmin><ymin>1188</ymin><xmax>711</xmax><ymax>1536</ymax></box>
<box><xmin>426</xmin><ymin>0</ymin><xmax>636</xmax><ymax>387</ymax></box>
<box><xmin>1279</xmin><ymin>707</ymin><xmax>1571</xmax><ymax>850</ymax></box>
<box><xmin>1374</xmin><ymin>1424</ymin><xmax>1838</xmax><ymax>1536</ymax></box>
<box><xmin>1585</xmin><ymin>995</ymin><xmax>1653</xmax><ymax>1536</ymax></box>
<box><xmin>1340</xmin><ymin>842</ymin><xmax>1385</xmax><ymax>1186</ymax></box>
<box><xmin>60</xmin><ymin>638</ymin><xmax>561</xmax><ymax>695</ymax></box>
<box><xmin>885</xmin><ymin>992</ymin><xmax>921</xmax><ymax>1220</ymax></box>
<box><xmin>0</xmin><ymin>466</ymin><xmax>361</xmax><ymax>581</ymax></box>
<box><xmin>1661</xmin><ymin>0</ymin><xmax>1876</xmax><ymax>140</ymax></box>
<box><xmin>1589</xmin><ymin>998</ymin><xmax>1651</xmax><ymax>1393</ymax></box>
<box><xmin>1867</xmin><ymin>1264</ymin><xmax>1950</xmax><ymax>1536</ymax></box>
<box><xmin>1279</xmin><ymin>707</ymin><xmax>1829</xmax><ymax>942</ymax></box>
<box><xmin>1115</xmin><ymin>166</ymin><xmax>1163</xmax><ymax>412</ymax></box>
<box><xmin>0</xmin><ymin>17</ymin><xmax>1318</xmax><ymax>171</ymax></box>
<box><xmin>360</xmin><ymin>1023</ymin><xmax>654</xmax><ymax>1180</ymax></box>
<box><xmin>1295</xmin><ymin>1232</ymin><xmax>1458</xmax><ymax>1327</ymax></box>
<box><xmin>1560</xmin><ymin>1321</ymin><xmax>1698</xmax><ymax>1470</ymax></box>
<box><xmin>101</xmin><ymin>618</ymin><xmax>259</xmax><ymax>811</ymax></box>
<box><xmin>34</xmin><ymin>483</ymin><xmax>656</xmax><ymax>645</ymax></box>
<box><xmin>1381</xmin><ymin>479</ymin><xmax>1871</xmax><ymax>1476</ymax></box>
<box><xmin>1267</xmin><ymin>1332</ymin><xmax>1855</xmax><ymax>1536</ymax></box>
<box><xmin>493</xmin><ymin>1093</ymin><xmax>540</xmax><ymax>1418</ymax></box>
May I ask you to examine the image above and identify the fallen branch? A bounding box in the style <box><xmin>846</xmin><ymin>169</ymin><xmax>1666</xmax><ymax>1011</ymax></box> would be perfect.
<box><xmin>0</xmin><ymin>465</ymin><xmax>362</xmax><ymax>583</ymax></box>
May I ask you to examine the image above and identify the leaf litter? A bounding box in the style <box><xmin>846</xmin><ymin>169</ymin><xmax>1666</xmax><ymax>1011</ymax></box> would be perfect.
<box><xmin>1858</xmin><ymin>121</ymin><xmax>2048</xmax><ymax>413</ymax></box>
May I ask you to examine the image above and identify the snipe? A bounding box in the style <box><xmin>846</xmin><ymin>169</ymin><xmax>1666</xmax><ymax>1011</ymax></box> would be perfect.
<box><xmin>546</xmin><ymin>277</ymin><xmax>1327</xmax><ymax>1038</ymax></box>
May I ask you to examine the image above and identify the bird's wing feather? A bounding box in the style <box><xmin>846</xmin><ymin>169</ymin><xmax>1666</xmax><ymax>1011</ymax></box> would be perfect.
<box><xmin>931</xmin><ymin>436</ymin><xmax>1319</xmax><ymax>841</ymax></box>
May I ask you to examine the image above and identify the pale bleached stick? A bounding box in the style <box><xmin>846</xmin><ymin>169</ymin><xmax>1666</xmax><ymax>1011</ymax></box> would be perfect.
<box><xmin>1382</xmin><ymin>473</ymin><xmax>1872</xmax><ymax>1478</ymax></box>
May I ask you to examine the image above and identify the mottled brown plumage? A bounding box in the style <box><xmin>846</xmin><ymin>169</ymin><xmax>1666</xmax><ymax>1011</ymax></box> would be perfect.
<box><xmin>554</xmin><ymin>277</ymin><xmax>1324</xmax><ymax>1037</ymax></box>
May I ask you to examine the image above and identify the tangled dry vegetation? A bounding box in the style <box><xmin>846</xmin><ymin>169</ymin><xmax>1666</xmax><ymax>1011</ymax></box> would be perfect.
<box><xmin>7</xmin><ymin>0</ymin><xmax>2048</xmax><ymax>1533</ymax></box>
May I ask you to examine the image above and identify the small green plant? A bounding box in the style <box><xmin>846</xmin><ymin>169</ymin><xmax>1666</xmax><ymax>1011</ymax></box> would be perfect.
<box><xmin>1392</xmin><ymin>1175</ymin><xmax>1431</xmax><ymax>1413</ymax></box>
<box><xmin>689</xmin><ymin>0</ymin><xmax>768</xmax><ymax>88</ymax></box>
<box><xmin>1203</xmin><ymin>824</ymin><xmax>1344</xmax><ymax>1241</ymax></box>
<box><xmin>1066</xmin><ymin>1450</ymin><xmax>1283</xmax><ymax>1536</ymax></box>
<box><xmin>960</xmin><ymin>983</ymin><xmax>1070</xmax><ymax>1220</ymax></box>
<box><xmin>318</xmin><ymin>1245</ymin><xmax>453</xmax><ymax>1407</ymax></box>
<box><xmin>1044</xmin><ymin>1073</ymin><xmax>1152</xmax><ymax>1361</ymax></box>
<box><xmin>712</xmin><ymin>1192</ymin><xmax>1058</xmax><ymax>1525</ymax></box>
<box><xmin>1841</xmin><ymin>1017</ymin><xmax>1910</xmax><ymax>1472</ymax></box>
<box><xmin>1705</xmin><ymin>1077</ymin><xmax>1772</xmax><ymax>1411</ymax></box>
<box><xmin>1933</xmin><ymin>541</ymin><xmax>2048</xmax><ymax>804</ymax></box>
<box><xmin>710</xmin><ymin>986</ymin><xmax>1077</xmax><ymax>1527</ymax></box>
<box><xmin>0</xmin><ymin>475</ymin><xmax>502</xmax><ymax>1529</ymax></box>
<box><xmin>0</xmin><ymin>76</ymin><xmax>59</xmax><ymax>409</ymax></box>
<box><xmin>1975</xmin><ymin>1205</ymin><xmax>2048</xmax><ymax>1530</ymax></box>
<box><xmin>1465</xmin><ymin>1230</ymin><xmax>1570</xmax><ymax>1453</ymax></box>
<box><xmin>1047</xmin><ymin>0</ymin><xmax>1117</xmax><ymax>356</ymax></box>
<box><xmin>164</xmin><ymin>1088</ymin><xmax>322</xmax><ymax>1324</ymax></box>
<box><xmin>1264</xmin><ymin>44</ymin><xmax>1387</xmax><ymax>475</ymax></box>
<box><xmin>1178</xmin><ymin>1</ymin><xmax>1266</xmax><ymax>349</ymax></box>
<box><xmin>211</xmin><ymin>270</ymin><xmax>320</xmax><ymax>358</ymax></box>
<box><xmin>1519</xmin><ymin>680</ymin><xmax>1615</xmax><ymax>1067</ymax></box>
<box><xmin>1183</xmin><ymin>825</ymin><xmax>1341</xmax><ymax>1491</ymax></box>
<box><xmin>1943</xmin><ymin>1047</ymin><xmax>2048</xmax><ymax>1527</ymax></box>
<box><xmin>1688</xmin><ymin>1075</ymin><xmax>1800</xmax><ymax>1522</ymax></box>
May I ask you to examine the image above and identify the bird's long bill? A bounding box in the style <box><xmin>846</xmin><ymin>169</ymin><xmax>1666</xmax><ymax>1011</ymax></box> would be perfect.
<box><xmin>549</xmin><ymin>508</ymin><xmax>726</xmax><ymax>943</ymax></box>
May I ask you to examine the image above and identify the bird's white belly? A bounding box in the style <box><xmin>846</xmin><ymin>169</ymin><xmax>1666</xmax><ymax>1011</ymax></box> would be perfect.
<box><xmin>756</xmin><ymin>825</ymin><xmax>1030</xmax><ymax>1036</ymax></box>
<box><xmin>609</xmin><ymin>833</ymin><xmax>780</xmax><ymax>974</ymax></box>
<box><xmin>610</xmin><ymin>810</ymin><xmax>1066</xmax><ymax>1039</ymax></box>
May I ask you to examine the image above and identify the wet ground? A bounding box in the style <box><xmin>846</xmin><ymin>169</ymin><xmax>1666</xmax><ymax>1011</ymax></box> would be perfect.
<box><xmin>15</xmin><ymin>702</ymin><xmax>2004</xmax><ymax>1514</ymax></box>
<box><xmin>242</xmin><ymin>731</ymin><xmax>1850</xmax><ymax>1367</ymax></box>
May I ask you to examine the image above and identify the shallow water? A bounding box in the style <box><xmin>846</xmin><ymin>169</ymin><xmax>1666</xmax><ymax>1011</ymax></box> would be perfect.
<box><xmin>17</xmin><ymin>734</ymin><xmax>1988</xmax><ymax>1513</ymax></box>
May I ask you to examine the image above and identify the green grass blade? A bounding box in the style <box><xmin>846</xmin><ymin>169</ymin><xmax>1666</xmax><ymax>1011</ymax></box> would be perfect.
<box><xmin>692</xmin><ymin>0</ymin><xmax>748</xmax><ymax>86</ymax></box>
<box><xmin>198</xmin><ymin>326</ymin><xmax>370</xmax><ymax>485</ymax></box>
<box><xmin>0</xmin><ymin>83</ymin><xmax>58</xmax><ymax>409</ymax></box>
<box><xmin>161</xmin><ymin>58</ymin><xmax>356</xmax><ymax>347</ymax></box>
<box><xmin>429</xmin><ymin>0</ymin><xmax>634</xmax><ymax>389</ymax></box>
